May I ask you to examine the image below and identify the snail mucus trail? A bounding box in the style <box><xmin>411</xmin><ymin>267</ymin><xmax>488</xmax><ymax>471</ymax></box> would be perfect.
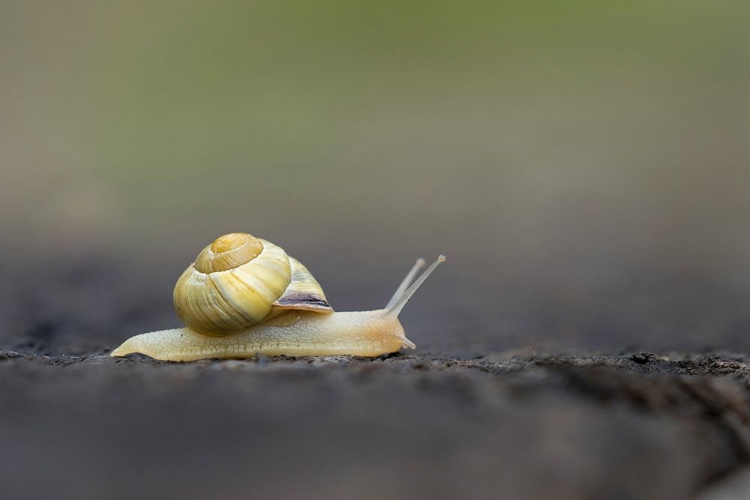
<box><xmin>112</xmin><ymin>232</ymin><xmax>446</xmax><ymax>361</ymax></box>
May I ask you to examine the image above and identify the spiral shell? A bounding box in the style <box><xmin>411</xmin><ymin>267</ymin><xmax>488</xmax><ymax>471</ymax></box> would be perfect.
<box><xmin>173</xmin><ymin>233</ymin><xmax>332</xmax><ymax>335</ymax></box>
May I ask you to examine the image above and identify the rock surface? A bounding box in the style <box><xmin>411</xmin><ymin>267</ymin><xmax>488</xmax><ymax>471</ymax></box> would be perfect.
<box><xmin>1</xmin><ymin>350</ymin><xmax>748</xmax><ymax>500</ymax></box>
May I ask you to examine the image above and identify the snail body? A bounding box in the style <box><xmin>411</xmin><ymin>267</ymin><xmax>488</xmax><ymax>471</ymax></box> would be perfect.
<box><xmin>112</xmin><ymin>233</ymin><xmax>445</xmax><ymax>361</ymax></box>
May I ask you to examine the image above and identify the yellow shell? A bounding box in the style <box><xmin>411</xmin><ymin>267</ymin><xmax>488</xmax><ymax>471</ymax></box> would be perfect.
<box><xmin>173</xmin><ymin>233</ymin><xmax>332</xmax><ymax>335</ymax></box>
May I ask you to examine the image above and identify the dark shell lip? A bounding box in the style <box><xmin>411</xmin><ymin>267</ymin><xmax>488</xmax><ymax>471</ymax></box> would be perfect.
<box><xmin>274</xmin><ymin>293</ymin><xmax>332</xmax><ymax>311</ymax></box>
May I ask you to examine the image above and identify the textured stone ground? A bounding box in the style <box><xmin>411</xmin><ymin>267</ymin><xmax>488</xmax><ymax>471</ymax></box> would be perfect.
<box><xmin>1</xmin><ymin>252</ymin><xmax>749</xmax><ymax>499</ymax></box>
<box><xmin>1</xmin><ymin>349</ymin><xmax>749</xmax><ymax>500</ymax></box>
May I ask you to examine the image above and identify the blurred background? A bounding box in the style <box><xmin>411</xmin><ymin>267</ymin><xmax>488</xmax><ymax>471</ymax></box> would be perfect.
<box><xmin>1</xmin><ymin>0</ymin><xmax>749</xmax><ymax>356</ymax></box>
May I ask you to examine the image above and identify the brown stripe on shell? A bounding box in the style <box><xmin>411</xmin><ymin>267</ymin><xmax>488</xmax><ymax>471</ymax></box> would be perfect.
<box><xmin>270</xmin><ymin>256</ymin><xmax>333</xmax><ymax>314</ymax></box>
<box><xmin>274</xmin><ymin>293</ymin><xmax>332</xmax><ymax>310</ymax></box>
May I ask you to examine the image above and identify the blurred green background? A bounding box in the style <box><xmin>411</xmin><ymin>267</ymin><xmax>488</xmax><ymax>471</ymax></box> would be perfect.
<box><xmin>2</xmin><ymin>0</ymin><xmax>749</xmax><ymax>354</ymax></box>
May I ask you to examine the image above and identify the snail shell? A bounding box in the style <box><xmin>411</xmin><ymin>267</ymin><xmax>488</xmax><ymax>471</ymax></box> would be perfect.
<box><xmin>173</xmin><ymin>233</ymin><xmax>332</xmax><ymax>335</ymax></box>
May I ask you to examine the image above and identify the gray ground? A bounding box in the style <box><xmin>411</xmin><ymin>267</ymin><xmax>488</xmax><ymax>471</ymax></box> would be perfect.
<box><xmin>1</xmin><ymin>350</ymin><xmax>749</xmax><ymax>500</ymax></box>
<box><xmin>1</xmin><ymin>255</ymin><xmax>750</xmax><ymax>500</ymax></box>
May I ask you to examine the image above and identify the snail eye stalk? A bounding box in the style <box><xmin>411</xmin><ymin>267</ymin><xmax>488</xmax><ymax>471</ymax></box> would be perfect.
<box><xmin>386</xmin><ymin>258</ymin><xmax>426</xmax><ymax>309</ymax></box>
<box><xmin>386</xmin><ymin>255</ymin><xmax>446</xmax><ymax>318</ymax></box>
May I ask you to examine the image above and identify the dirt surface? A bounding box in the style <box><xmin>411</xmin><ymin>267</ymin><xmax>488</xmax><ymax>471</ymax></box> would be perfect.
<box><xmin>1</xmin><ymin>349</ymin><xmax>749</xmax><ymax>500</ymax></box>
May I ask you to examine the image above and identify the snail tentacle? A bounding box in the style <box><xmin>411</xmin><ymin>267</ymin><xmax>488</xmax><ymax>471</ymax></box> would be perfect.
<box><xmin>386</xmin><ymin>255</ymin><xmax>446</xmax><ymax>318</ymax></box>
<box><xmin>386</xmin><ymin>258</ymin><xmax>426</xmax><ymax>309</ymax></box>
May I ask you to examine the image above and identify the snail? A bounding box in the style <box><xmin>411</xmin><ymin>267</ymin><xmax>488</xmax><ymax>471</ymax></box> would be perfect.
<box><xmin>112</xmin><ymin>232</ymin><xmax>446</xmax><ymax>361</ymax></box>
